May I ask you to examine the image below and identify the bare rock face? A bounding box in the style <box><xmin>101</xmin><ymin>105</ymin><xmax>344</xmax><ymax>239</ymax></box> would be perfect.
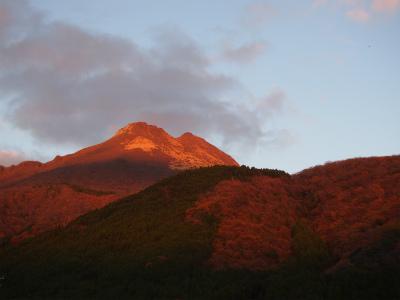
<box><xmin>0</xmin><ymin>122</ymin><xmax>238</xmax><ymax>243</ymax></box>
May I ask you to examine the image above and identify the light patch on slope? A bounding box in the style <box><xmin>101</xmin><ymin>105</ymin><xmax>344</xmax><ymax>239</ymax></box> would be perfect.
<box><xmin>120</xmin><ymin>134</ymin><xmax>229</xmax><ymax>169</ymax></box>
<box><xmin>123</xmin><ymin>137</ymin><xmax>157</xmax><ymax>152</ymax></box>
<box><xmin>164</xmin><ymin>146</ymin><xmax>226</xmax><ymax>170</ymax></box>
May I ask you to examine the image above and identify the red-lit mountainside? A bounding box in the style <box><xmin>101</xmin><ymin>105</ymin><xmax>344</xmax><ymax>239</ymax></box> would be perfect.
<box><xmin>0</xmin><ymin>122</ymin><xmax>238</xmax><ymax>243</ymax></box>
<box><xmin>188</xmin><ymin>155</ymin><xmax>400</xmax><ymax>271</ymax></box>
<box><xmin>1</xmin><ymin>156</ymin><xmax>399</xmax><ymax>299</ymax></box>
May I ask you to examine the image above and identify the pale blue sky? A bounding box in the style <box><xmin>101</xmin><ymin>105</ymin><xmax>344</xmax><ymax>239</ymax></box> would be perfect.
<box><xmin>0</xmin><ymin>0</ymin><xmax>399</xmax><ymax>172</ymax></box>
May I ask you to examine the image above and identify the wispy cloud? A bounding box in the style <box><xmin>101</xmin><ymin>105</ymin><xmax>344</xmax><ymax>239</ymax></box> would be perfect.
<box><xmin>241</xmin><ymin>2</ymin><xmax>277</xmax><ymax>28</ymax></box>
<box><xmin>262</xmin><ymin>129</ymin><xmax>297</xmax><ymax>149</ymax></box>
<box><xmin>0</xmin><ymin>150</ymin><xmax>27</xmax><ymax>166</ymax></box>
<box><xmin>372</xmin><ymin>0</ymin><xmax>400</xmax><ymax>12</ymax></box>
<box><xmin>313</xmin><ymin>0</ymin><xmax>400</xmax><ymax>22</ymax></box>
<box><xmin>221</xmin><ymin>41</ymin><xmax>267</xmax><ymax>64</ymax></box>
<box><xmin>256</xmin><ymin>89</ymin><xmax>286</xmax><ymax>114</ymax></box>
<box><xmin>346</xmin><ymin>8</ymin><xmax>370</xmax><ymax>22</ymax></box>
<box><xmin>312</xmin><ymin>0</ymin><xmax>329</xmax><ymax>8</ymax></box>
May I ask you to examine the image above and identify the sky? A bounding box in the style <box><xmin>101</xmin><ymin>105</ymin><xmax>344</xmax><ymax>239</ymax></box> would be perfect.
<box><xmin>0</xmin><ymin>0</ymin><xmax>399</xmax><ymax>173</ymax></box>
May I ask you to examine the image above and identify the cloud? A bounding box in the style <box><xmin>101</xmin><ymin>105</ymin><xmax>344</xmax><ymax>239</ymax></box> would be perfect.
<box><xmin>0</xmin><ymin>150</ymin><xmax>27</xmax><ymax>166</ymax></box>
<box><xmin>257</xmin><ymin>89</ymin><xmax>286</xmax><ymax>114</ymax></box>
<box><xmin>372</xmin><ymin>0</ymin><xmax>400</xmax><ymax>12</ymax></box>
<box><xmin>262</xmin><ymin>129</ymin><xmax>297</xmax><ymax>149</ymax></box>
<box><xmin>346</xmin><ymin>8</ymin><xmax>370</xmax><ymax>21</ymax></box>
<box><xmin>0</xmin><ymin>0</ymin><xmax>289</xmax><ymax>151</ymax></box>
<box><xmin>312</xmin><ymin>0</ymin><xmax>329</xmax><ymax>8</ymax></box>
<box><xmin>343</xmin><ymin>0</ymin><xmax>365</xmax><ymax>6</ymax></box>
<box><xmin>222</xmin><ymin>41</ymin><xmax>267</xmax><ymax>64</ymax></box>
<box><xmin>313</xmin><ymin>0</ymin><xmax>400</xmax><ymax>22</ymax></box>
<box><xmin>241</xmin><ymin>2</ymin><xmax>277</xmax><ymax>28</ymax></box>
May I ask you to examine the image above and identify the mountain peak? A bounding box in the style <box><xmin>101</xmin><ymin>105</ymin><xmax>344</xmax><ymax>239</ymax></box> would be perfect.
<box><xmin>114</xmin><ymin>122</ymin><xmax>167</xmax><ymax>137</ymax></box>
<box><xmin>110</xmin><ymin>122</ymin><xmax>239</xmax><ymax>169</ymax></box>
<box><xmin>0</xmin><ymin>121</ymin><xmax>239</xmax><ymax>244</ymax></box>
<box><xmin>1</xmin><ymin>122</ymin><xmax>238</xmax><ymax>180</ymax></box>
<box><xmin>178</xmin><ymin>132</ymin><xmax>197</xmax><ymax>139</ymax></box>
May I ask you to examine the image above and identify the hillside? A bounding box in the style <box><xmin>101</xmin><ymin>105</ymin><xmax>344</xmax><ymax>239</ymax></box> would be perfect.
<box><xmin>0</xmin><ymin>122</ymin><xmax>238</xmax><ymax>243</ymax></box>
<box><xmin>0</xmin><ymin>156</ymin><xmax>399</xmax><ymax>299</ymax></box>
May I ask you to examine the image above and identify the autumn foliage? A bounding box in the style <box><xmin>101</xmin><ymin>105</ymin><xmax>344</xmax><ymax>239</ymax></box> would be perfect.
<box><xmin>293</xmin><ymin>155</ymin><xmax>400</xmax><ymax>261</ymax></box>
<box><xmin>186</xmin><ymin>155</ymin><xmax>400</xmax><ymax>271</ymax></box>
<box><xmin>0</xmin><ymin>157</ymin><xmax>399</xmax><ymax>299</ymax></box>
<box><xmin>187</xmin><ymin>176</ymin><xmax>297</xmax><ymax>270</ymax></box>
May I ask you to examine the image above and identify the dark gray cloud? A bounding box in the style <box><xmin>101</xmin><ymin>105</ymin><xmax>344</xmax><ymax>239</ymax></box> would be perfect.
<box><xmin>0</xmin><ymin>0</ymin><xmax>288</xmax><ymax>151</ymax></box>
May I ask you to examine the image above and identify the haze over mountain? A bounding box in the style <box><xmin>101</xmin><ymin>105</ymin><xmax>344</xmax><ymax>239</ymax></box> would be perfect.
<box><xmin>0</xmin><ymin>122</ymin><xmax>238</xmax><ymax>243</ymax></box>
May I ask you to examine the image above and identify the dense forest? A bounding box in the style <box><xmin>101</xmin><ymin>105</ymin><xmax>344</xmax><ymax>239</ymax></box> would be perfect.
<box><xmin>0</xmin><ymin>158</ymin><xmax>399</xmax><ymax>299</ymax></box>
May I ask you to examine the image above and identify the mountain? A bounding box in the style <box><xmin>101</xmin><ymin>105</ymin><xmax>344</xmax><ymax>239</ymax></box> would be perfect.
<box><xmin>0</xmin><ymin>156</ymin><xmax>399</xmax><ymax>299</ymax></box>
<box><xmin>0</xmin><ymin>122</ymin><xmax>238</xmax><ymax>243</ymax></box>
